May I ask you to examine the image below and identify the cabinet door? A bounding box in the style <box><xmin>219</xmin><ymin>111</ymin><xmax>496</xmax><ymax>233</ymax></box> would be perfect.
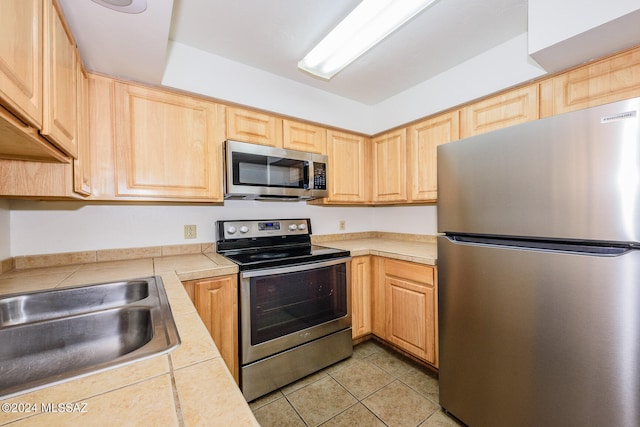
<box><xmin>283</xmin><ymin>119</ymin><xmax>326</xmax><ymax>153</ymax></box>
<box><xmin>372</xmin><ymin>129</ymin><xmax>407</xmax><ymax>203</ymax></box>
<box><xmin>42</xmin><ymin>0</ymin><xmax>77</xmax><ymax>158</ymax></box>
<box><xmin>460</xmin><ymin>85</ymin><xmax>538</xmax><ymax>138</ymax></box>
<box><xmin>351</xmin><ymin>256</ymin><xmax>372</xmax><ymax>339</ymax></box>
<box><xmin>191</xmin><ymin>276</ymin><xmax>238</xmax><ymax>381</ymax></box>
<box><xmin>384</xmin><ymin>259</ymin><xmax>437</xmax><ymax>366</ymax></box>
<box><xmin>325</xmin><ymin>130</ymin><xmax>370</xmax><ymax>203</ymax></box>
<box><xmin>73</xmin><ymin>63</ymin><xmax>91</xmax><ymax>196</ymax></box>
<box><xmin>408</xmin><ymin>111</ymin><xmax>459</xmax><ymax>202</ymax></box>
<box><xmin>226</xmin><ymin>106</ymin><xmax>282</xmax><ymax>147</ymax></box>
<box><xmin>113</xmin><ymin>82</ymin><xmax>224</xmax><ymax>201</ymax></box>
<box><xmin>540</xmin><ymin>47</ymin><xmax>640</xmax><ymax>118</ymax></box>
<box><xmin>0</xmin><ymin>0</ymin><xmax>43</xmax><ymax>129</ymax></box>
<box><xmin>371</xmin><ymin>256</ymin><xmax>386</xmax><ymax>338</ymax></box>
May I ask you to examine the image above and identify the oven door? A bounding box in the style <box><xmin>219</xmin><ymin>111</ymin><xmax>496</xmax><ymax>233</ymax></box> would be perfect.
<box><xmin>240</xmin><ymin>258</ymin><xmax>351</xmax><ymax>364</ymax></box>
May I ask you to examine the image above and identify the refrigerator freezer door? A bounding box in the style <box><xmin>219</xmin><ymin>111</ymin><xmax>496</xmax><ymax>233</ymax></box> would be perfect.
<box><xmin>438</xmin><ymin>236</ymin><xmax>640</xmax><ymax>427</ymax></box>
<box><xmin>438</xmin><ymin>97</ymin><xmax>640</xmax><ymax>243</ymax></box>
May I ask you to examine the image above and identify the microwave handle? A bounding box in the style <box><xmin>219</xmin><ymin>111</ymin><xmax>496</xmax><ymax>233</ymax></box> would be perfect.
<box><xmin>304</xmin><ymin>161</ymin><xmax>310</xmax><ymax>190</ymax></box>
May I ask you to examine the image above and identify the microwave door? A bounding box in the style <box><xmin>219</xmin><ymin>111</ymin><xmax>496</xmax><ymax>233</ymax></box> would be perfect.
<box><xmin>267</xmin><ymin>157</ymin><xmax>306</xmax><ymax>189</ymax></box>
<box><xmin>233</xmin><ymin>152</ymin><xmax>267</xmax><ymax>187</ymax></box>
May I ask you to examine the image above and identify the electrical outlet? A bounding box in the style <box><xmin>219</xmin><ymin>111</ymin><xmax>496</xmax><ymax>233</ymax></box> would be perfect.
<box><xmin>184</xmin><ymin>224</ymin><xmax>197</xmax><ymax>239</ymax></box>
<box><xmin>339</xmin><ymin>220</ymin><xmax>346</xmax><ymax>231</ymax></box>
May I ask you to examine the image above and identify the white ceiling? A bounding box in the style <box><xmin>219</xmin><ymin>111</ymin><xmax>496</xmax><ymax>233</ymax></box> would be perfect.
<box><xmin>60</xmin><ymin>0</ymin><xmax>527</xmax><ymax>105</ymax></box>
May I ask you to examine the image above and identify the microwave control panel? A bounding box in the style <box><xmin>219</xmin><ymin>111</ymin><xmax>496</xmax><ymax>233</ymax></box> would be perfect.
<box><xmin>313</xmin><ymin>163</ymin><xmax>326</xmax><ymax>190</ymax></box>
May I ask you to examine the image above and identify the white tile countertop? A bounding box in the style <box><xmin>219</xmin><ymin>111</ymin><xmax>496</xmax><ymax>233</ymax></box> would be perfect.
<box><xmin>313</xmin><ymin>232</ymin><xmax>438</xmax><ymax>265</ymax></box>
<box><xmin>0</xmin><ymin>251</ymin><xmax>258</xmax><ymax>427</ymax></box>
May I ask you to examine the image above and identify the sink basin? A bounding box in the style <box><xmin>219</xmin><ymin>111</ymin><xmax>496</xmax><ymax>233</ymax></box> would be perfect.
<box><xmin>0</xmin><ymin>276</ymin><xmax>180</xmax><ymax>399</ymax></box>
<box><xmin>0</xmin><ymin>279</ymin><xmax>150</xmax><ymax>327</ymax></box>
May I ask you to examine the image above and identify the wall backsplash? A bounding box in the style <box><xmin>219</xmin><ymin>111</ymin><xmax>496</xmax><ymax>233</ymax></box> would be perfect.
<box><xmin>7</xmin><ymin>200</ymin><xmax>437</xmax><ymax>257</ymax></box>
<box><xmin>0</xmin><ymin>199</ymin><xmax>10</xmax><ymax>260</ymax></box>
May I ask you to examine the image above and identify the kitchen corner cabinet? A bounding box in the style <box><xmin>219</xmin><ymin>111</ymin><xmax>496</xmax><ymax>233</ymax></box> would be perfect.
<box><xmin>371</xmin><ymin>129</ymin><xmax>407</xmax><ymax>203</ymax></box>
<box><xmin>351</xmin><ymin>256</ymin><xmax>372</xmax><ymax>339</ymax></box>
<box><xmin>322</xmin><ymin>130</ymin><xmax>370</xmax><ymax>203</ymax></box>
<box><xmin>407</xmin><ymin>111</ymin><xmax>459</xmax><ymax>202</ymax></box>
<box><xmin>0</xmin><ymin>158</ymin><xmax>74</xmax><ymax>197</ymax></box>
<box><xmin>460</xmin><ymin>84</ymin><xmax>539</xmax><ymax>138</ymax></box>
<box><xmin>0</xmin><ymin>0</ymin><xmax>76</xmax><ymax>162</ymax></box>
<box><xmin>0</xmin><ymin>0</ymin><xmax>43</xmax><ymax>129</ymax></box>
<box><xmin>41</xmin><ymin>0</ymin><xmax>77</xmax><ymax>158</ymax></box>
<box><xmin>73</xmin><ymin>63</ymin><xmax>91</xmax><ymax>196</ymax></box>
<box><xmin>539</xmin><ymin>47</ymin><xmax>640</xmax><ymax>118</ymax></box>
<box><xmin>113</xmin><ymin>82</ymin><xmax>224</xmax><ymax>201</ymax></box>
<box><xmin>375</xmin><ymin>258</ymin><xmax>438</xmax><ymax>367</ymax></box>
<box><xmin>183</xmin><ymin>275</ymin><xmax>239</xmax><ymax>382</ymax></box>
<box><xmin>371</xmin><ymin>256</ymin><xmax>387</xmax><ymax>338</ymax></box>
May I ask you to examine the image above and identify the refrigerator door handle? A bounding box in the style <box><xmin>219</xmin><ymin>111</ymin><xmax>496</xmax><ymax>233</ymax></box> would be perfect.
<box><xmin>445</xmin><ymin>234</ymin><xmax>632</xmax><ymax>256</ymax></box>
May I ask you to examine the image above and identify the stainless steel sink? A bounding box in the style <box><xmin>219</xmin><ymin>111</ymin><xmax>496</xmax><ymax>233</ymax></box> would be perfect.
<box><xmin>0</xmin><ymin>276</ymin><xmax>180</xmax><ymax>399</ymax></box>
<box><xmin>0</xmin><ymin>279</ymin><xmax>150</xmax><ymax>327</ymax></box>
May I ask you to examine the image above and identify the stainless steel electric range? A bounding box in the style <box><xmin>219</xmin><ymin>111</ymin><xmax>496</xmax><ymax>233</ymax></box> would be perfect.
<box><xmin>216</xmin><ymin>218</ymin><xmax>353</xmax><ymax>401</ymax></box>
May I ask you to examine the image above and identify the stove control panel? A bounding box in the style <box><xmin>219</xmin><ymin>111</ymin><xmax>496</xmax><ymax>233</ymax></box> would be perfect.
<box><xmin>218</xmin><ymin>219</ymin><xmax>311</xmax><ymax>240</ymax></box>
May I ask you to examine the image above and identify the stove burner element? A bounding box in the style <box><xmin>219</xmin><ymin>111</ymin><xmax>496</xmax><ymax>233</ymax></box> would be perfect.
<box><xmin>249</xmin><ymin>253</ymin><xmax>288</xmax><ymax>260</ymax></box>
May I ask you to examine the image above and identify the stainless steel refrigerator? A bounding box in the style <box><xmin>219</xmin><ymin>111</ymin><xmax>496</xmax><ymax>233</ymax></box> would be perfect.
<box><xmin>437</xmin><ymin>97</ymin><xmax>640</xmax><ymax>427</ymax></box>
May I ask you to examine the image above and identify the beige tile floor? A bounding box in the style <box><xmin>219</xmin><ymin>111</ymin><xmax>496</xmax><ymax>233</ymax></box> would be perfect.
<box><xmin>249</xmin><ymin>340</ymin><xmax>464</xmax><ymax>427</ymax></box>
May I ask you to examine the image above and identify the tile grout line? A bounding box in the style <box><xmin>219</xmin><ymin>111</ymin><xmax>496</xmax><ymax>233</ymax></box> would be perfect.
<box><xmin>251</xmin><ymin>341</ymin><xmax>454</xmax><ymax>427</ymax></box>
<box><xmin>168</xmin><ymin>353</ymin><xmax>186</xmax><ymax>427</ymax></box>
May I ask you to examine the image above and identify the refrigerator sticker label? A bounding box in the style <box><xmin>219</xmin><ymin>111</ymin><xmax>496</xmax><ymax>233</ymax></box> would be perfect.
<box><xmin>601</xmin><ymin>110</ymin><xmax>637</xmax><ymax>123</ymax></box>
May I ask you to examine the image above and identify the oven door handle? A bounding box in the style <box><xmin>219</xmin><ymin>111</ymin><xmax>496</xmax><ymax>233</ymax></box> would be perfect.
<box><xmin>240</xmin><ymin>257</ymin><xmax>351</xmax><ymax>278</ymax></box>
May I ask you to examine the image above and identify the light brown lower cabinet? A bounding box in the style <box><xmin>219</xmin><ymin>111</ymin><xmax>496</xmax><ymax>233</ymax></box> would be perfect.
<box><xmin>351</xmin><ymin>256</ymin><xmax>372</xmax><ymax>339</ymax></box>
<box><xmin>370</xmin><ymin>257</ymin><xmax>438</xmax><ymax>368</ymax></box>
<box><xmin>183</xmin><ymin>275</ymin><xmax>238</xmax><ymax>382</ymax></box>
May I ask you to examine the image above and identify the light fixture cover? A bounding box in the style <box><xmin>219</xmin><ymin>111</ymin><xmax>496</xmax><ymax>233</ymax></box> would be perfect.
<box><xmin>299</xmin><ymin>0</ymin><xmax>437</xmax><ymax>80</ymax></box>
<box><xmin>90</xmin><ymin>0</ymin><xmax>147</xmax><ymax>14</ymax></box>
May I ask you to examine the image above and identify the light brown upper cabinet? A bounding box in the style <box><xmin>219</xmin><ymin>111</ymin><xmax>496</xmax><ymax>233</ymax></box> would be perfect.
<box><xmin>227</xmin><ymin>106</ymin><xmax>327</xmax><ymax>153</ymax></box>
<box><xmin>407</xmin><ymin>111</ymin><xmax>459</xmax><ymax>202</ymax></box>
<box><xmin>322</xmin><ymin>130</ymin><xmax>370</xmax><ymax>203</ymax></box>
<box><xmin>0</xmin><ymin>0</ymin><xmax>43</xmax><ymax>129</ymax></box>
<box><xmin>540</xmin><ymin>47</ymin><xmax>640</xmax><ymax>118</ymax></box>
<box><xmin>41</xmin><ymin>0</ymin><xmax>77</xmax><ymax>158</ymax></box>
<box><xmin>113</xmin><ymin>82</ymin><xmax>225</xmax><ymax>201</ymax></box>
<box><xmin>226</xmin><ymin>106</ymin><xmax>282</xmax><ymax>147</ymax></box>
<box><xmin>371</xmin><ymin>129</ymin><xmax>407</xmax><ymax>203</ymax></box>
<box><xmin>282</xmin><ymin>119</ymin><xmax>326</xmax><ymax>153</ymax></box>
<box><xmin>0</xmin><ymin>0</ymin><xmax>76</xmax><ymax>163</ymax></box>
<box><xmin>460</xmin><ymin>84</ymin><xmax>539</xmax><ymax>138</ymax></box>
<box><xmin>73</xmin><ymin>62</ymin><xmax>90</xmax><ymax>196</ymax></box>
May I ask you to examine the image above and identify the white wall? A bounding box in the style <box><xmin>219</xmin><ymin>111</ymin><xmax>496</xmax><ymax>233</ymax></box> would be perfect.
<box><xmin>8</xmin><ymin>200</ymin><xmax>438</xmax><ymax>256</ymax></box>
<box><xmin>528</xmin><ymin>0</ymin><xmax>640</xmax><ymax>72</ymax></box>
<box><xmin>372</xmin><ymin>34</ymin><xmax>545</xmax><ymax>132</ymax></box>
<box><xmin>528</xmin><ymin>0</ymin><xmax>640</xmax><ymax>53</ymax></box>
<box><xmin>163</xmin><ymin>34</ymin><xmax>546</xmax><ymax>135</ymax></box>
<box><xmin>0</xmin><ymin>199</ymin><xmax>10</xmax><ymax>260</ymax></box>
<box><xmin>162</xmin><ymin>41</ymin><xmax>375</xmax><ymax>135</ymax></box>
<box><xmin>372</xmin><ymin>205</ymin><xmax>438</xmax><ymax>236</ymax></box>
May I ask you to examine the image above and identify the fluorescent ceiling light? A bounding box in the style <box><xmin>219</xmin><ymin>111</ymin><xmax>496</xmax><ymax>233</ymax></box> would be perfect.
<box><xmin>298</xmin><ymin>0</ymin><xmax>438</xmax><ymax>80</ymax></box>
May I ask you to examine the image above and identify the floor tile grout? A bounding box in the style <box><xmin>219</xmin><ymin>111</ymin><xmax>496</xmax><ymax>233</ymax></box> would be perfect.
<box><xmin>251</xmin><ymin>340</ymin><xmax>463</xmax><ymax>427</ymax></box>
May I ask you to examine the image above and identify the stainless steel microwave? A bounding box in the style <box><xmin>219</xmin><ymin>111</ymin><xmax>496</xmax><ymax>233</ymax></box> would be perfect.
<box><xmin>224</xmin><ymin>140</ymin><xmax>328</xmax><ymax>200</ymax></box>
